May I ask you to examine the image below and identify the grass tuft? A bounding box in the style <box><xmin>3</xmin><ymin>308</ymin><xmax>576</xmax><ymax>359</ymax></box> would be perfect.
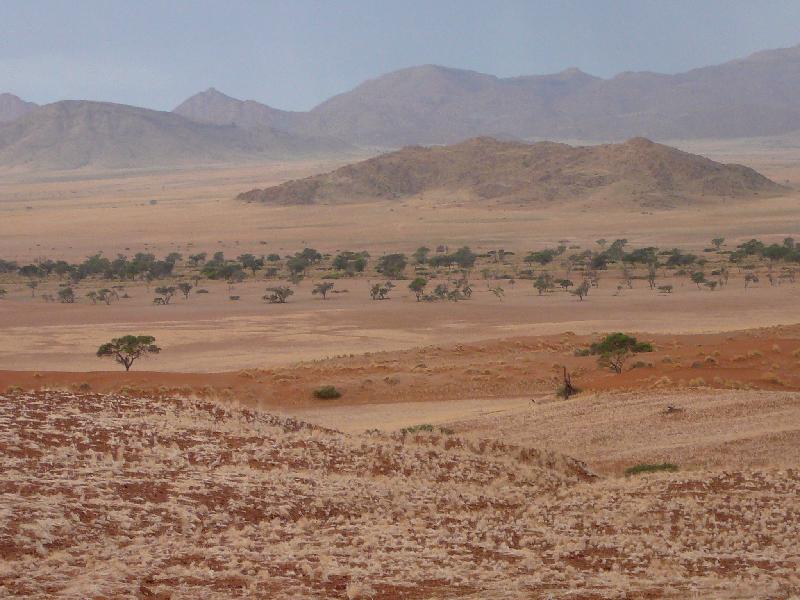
<box><xmin>624</xmin><ymin>462</ymin><xmax>679</xmax><ymax>476</ymax></box>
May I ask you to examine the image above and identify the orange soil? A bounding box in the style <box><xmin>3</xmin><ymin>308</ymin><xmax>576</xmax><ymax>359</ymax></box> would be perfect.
<box><xmin>4</xmin><ymin>324</ymin><xmax>800</xmax><ymax>408</ymax></box>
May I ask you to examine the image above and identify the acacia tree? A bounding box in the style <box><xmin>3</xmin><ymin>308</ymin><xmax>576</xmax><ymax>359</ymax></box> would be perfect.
<box><xmin>312</xmin><ymin>282</ymin><xmax>335</xmax><ymax>299</ymax></box>
<box><xmin>26</xmin><ymin>280</ymin><xmax>39</xmax><ymax>297</ymax></box>
<box><xmin>376</xmin><ymin>254</ymin><xmax>407</xmax><ymax>278</ymax></box>
<box><xmin>370</xmin><ymin>281</ymin><xmax>394</xmax><ymax>300</ymax></box>
<box><xmin>154</xmin><ymin>286</ymin><xmax>176</xmax><ymax>304</ymax></box>
<box><xmin>571</xmin><ymin>281</ymin><xmax>590</xmax><ymax>301</ymax></box>
<box><xmin>534</xmin><ymin>273</ymin><xmax>553</xmax><ymax>295</ymax></box>
<box><xmin>646</xmin><ymin>262</ymin><xmax>657</xmax><ymax>289</ymax></box>
<box><xmin>96</xmin><ymin>335</ymin><xmax>161</xmax><ymax>371</ymax></box>
<box><xmin>264</xmin><ymin>286</ymin><xmax>294</xmax><ymax>303</ymax></box>
<box><xmin>97</xmin><ymin>288</ymin><xmax>116</xmax><ymax>305</ymax></box>
<box><xmin>178</xmin><ymin>282</ymin><xmax>193</xmax><ymax>300</ymax></box>
<box><xmin>588</xmin><ymin>333</ymin><xmax>653</xmax><ymax>374</ymax></box>
<box><xmin>408</xmin><ymin>277</ymin><xmax>427</xmax><ymax>301</ymax></box>
<box><xmin>57</xmin><ymin>287</ymin><xmax>75</xmax><ymax>304</ymax></box>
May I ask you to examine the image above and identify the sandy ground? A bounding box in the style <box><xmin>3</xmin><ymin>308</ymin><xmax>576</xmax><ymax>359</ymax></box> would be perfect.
<box><xmin>1</xmin><ymin>274</ymin><xmax>798</xmax><ymax>372</ymax></box>
<box><xmin>1</xmin><ymin>143</ymin><xmax>800</xmax><ymax>264</ymax></box>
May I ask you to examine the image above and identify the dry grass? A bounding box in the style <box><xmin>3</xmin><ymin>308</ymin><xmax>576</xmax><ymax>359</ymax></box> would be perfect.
<box><xmin>1</xmin><ymin>390</ymin><xmax>798</xmax><ymax>598</ymax></box>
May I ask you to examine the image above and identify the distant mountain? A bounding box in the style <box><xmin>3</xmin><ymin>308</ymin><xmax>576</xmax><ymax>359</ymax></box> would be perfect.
<box><xmin>236</xmin><ymin>137</ymin><xmax>783</xmax><ymax>208</ymax></box>
<box><xmin>178</xmin><ymin>44</ymin><xmax>800</xmax><ymax>145</ymax></box>
<box><xmin>0</xmin><ymin>93</ymin><xmax>37</xmax><ymax>123</ymax></box>
<box><xmin>173</xmin><ymin>87</ymin><xmax>300</xmax><ymax>131</ymax></box>
<box><xmin>0</xmin><ymin>100</ymin><xmax>352</xmax><ymax>170</ymax></box>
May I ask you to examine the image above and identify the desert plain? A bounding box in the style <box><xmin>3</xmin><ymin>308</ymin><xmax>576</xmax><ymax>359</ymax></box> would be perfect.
<box><xmin>2</xmin><ymin>139</ymin><xmax>800</xmax><ymax>598</ymax></box>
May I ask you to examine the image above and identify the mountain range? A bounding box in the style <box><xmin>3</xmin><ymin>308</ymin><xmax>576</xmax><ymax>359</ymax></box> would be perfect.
<box><xmin>4</xmin><ymin>43</ymin><xmax>800</xmax><ymax>170</ymax></box>
<box><xmin>175</xmin><ymin>44</ymin><xmax>800</xmax><ymax>145</ymax></box>
<box><xmin>236</xmin><ymin>137</ymin><xmax>783</xmax><ymax>208</ymax></box>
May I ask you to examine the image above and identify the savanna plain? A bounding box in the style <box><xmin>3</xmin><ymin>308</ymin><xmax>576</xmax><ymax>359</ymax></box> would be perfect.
<box><xmin>2</xmin><ymin>141</ymin><xmax>800</xmax><ymax>598</ymax></box>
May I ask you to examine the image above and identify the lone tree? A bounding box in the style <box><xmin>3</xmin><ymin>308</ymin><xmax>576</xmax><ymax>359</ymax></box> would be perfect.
<box><xmin>691</xmin><ymin>272</ymin><xmax>706</xmax><ymax>289</ymax></box>
<box><xmin>589</xmin><ymin>332</ymin><xmax>653</xmax><ymax>374</ymax></box>
<box><xmin>264</xmin><ymin>286</ymin><xmax>294</xmax><ymax>303</ymax></box>
<box><xmin>312</xmin><ymin>281</ymin><xmax>335</xmax><ymax>299</ymax></box>
<box><xmin>571</xmin><ymin>280</ymin><xmax>590</xmax><ymax>301</ymax></box>
<box><xmin>370</xmin><ymin>281</ymin><xmax>394</xmax><ymax>300</ymax></box>
<box><xmin>96</xmin><ymin>335</ymin><xmax>161</xmax><ymax>371</ymax></box>
<box><xmin>154</xmin><ymin>286</ymin><xmax>176</xmax><ymax>304</ymax></box>
<box><xmin>408</xmin><ymin>277</ymin><xmax>428</xmax><ymax>301</ymax></box>
<box><xmin>376</xmin><ymin>253</ymin><xmax>408</xmax><ymax>278</ymax></box>
<box><xmin>57</xmin><ymin>287</ymin><xmax>76</xmax><ymax>304</ymax></box>
<box><xmin>178</xmin><ymin>282</ymin><xmax>193</xmax><ymax>300</ymax></box>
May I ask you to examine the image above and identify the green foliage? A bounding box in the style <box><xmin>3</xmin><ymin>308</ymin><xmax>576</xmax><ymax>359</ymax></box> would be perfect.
<box><xmin>589</xmin><ymin>333</ymin><xmax>653</xmax><ymax>374</ymax></box>
<box><xmin>57</xmin><ymin>287</ymin><xmax>75</xmax><ymax>303</ymax></box>
<box><xmin>238</xmin><ymin>253</ymin><xmax>265</xmax><ymax>275</ymax></box>
<box><xmin>524</xmin><ymin>249</ymin><xmax>557</xmax><ymax>266</ymax></box>
<box><xmin>400</xmin><ymin>424</ymin><xmax>435</xmax><ymax>434</ymax></box>
<box><xmin>96</xmin><ymin>335</ymin><xmax>161</xmax><ymax>371</ymax></box>
<box><xmin>370</xmin><ymin>281</ymin><xmax>394</xmax><ymax>300</ymax></box>
<box><xmin>154</xmin><ymin>286</ymin><xmax>176</xmax><ymax>304</ymax></box>
<box><xmin>313</xmin><ymin>385</ymin><xmax>342</xmax><ymax>399</ymax></box>
<box><xmin>312</xmin><ymin>281</ymin><xmax>335</xmax><ymax>299</ymax></box>
<box><xmin>332</xmin><ymin>251</ymin><xmax>368</xmax><ymax>273</ymax></box>
<box><xmin>412</xmin><ymin>246</ymin><xmax>430</xmax><ymax>265</ymax></box>
<box><xmin>376</xmin><ymin>253</ymin><xmax>408</xmax><ymax>278</ymax></box>
<box><xmin>624</xmin><ymin>463</ymin><xmax>679</xmax><ymax>476</ymax></box>
<box><xmin>408</xmin><ymin>277</ymin><xmax>428</xmax><ymax>301</ymax></box>
<box><xmin>691</xmin><ymin>271</ymin><xmax>706</xmax><ymax>287</ymax></box>
<box><xmin>534</xmin><ymin>272</ymin><xmax>554</xmax><ymax>295</ymax></box>
<box><xmin>264</xmin><ymin>286</ymin><xmax>294</xmax><ymax>303</ymax></box>
<box><xmin>178</xmin><ymin>282</ymin><xmax>193</xmax><ymax>299</ymax></box>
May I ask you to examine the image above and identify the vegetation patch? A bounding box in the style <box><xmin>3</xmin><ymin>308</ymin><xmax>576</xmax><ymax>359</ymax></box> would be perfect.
<box><xmin>624</xmin><ymin>462</ymin><xmax>679</xmax><ymax>476</ymax></box>
<box><xmin>313</xmin><ymin>385</ymin><xmax>342</xmax><ymax>399</ymax></box>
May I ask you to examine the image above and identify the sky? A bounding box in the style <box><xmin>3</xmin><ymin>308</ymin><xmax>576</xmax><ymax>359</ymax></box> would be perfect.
<box><xmin>2</xmin><ymin>0</ymin><xmax>800</xmax><ymax>111</ymax></box>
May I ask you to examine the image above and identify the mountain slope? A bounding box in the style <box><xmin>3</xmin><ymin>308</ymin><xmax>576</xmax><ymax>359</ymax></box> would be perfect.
<box><xmin>0</xmin><ymin>100</ymin><xmax>352</xmax><ymax>170</ymax></box>
<box><xmin>236</xmin><ymin>137</ymin><xmax>783</xmax><ymax>207</ymax></box>
<box><xmin>0</xmin><ymin>93</ymin><xmax>37</xmax><ymax>123</ymax></box>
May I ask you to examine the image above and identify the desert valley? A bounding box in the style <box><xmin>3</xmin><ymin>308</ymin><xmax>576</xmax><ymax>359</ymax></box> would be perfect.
<box><xmin>3</xmin><ymin>14</ymin><xmax>800</xmax><ymax>599</ymax></box>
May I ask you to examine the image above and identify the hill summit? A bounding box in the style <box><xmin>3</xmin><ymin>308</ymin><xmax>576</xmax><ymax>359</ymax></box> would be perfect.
<box><xmin>236</xmin><ymin>137</ymin><xmax>783</xmax><ymax>208</ymax></box>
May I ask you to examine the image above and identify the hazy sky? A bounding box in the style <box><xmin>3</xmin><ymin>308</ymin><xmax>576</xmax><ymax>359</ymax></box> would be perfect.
<box><xmin>2</xmin><ymin>0</ymin><xmax>800</xmax><ymax>111</ymax></box>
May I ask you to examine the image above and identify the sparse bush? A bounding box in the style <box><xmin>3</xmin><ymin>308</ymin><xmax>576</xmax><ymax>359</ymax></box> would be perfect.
<box><xmin>624</xmin><ymin>463</ymin><xmax>679</xmax><ymax>476</ymax></box>
<box><xmin>313</xmin><ymin>385</ymin><xmax>342</xmax><ymax>399</ymax></box>
<box><xmin>401</xmin><ymin>424</ymin><xmax>435</xmax><ymax>434</ymax></box>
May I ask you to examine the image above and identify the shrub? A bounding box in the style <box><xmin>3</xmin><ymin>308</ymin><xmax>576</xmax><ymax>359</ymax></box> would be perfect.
<box><xmin>313</xmin><ymin>385</ymin><xmax>342</xmax><ymax>399</ymax></box>
<box><xmin>401</xmin><ymin>424</ymin><xmax>435</xmax><ymax>434</ymax></box>
<box><xmin>624</xmin><ymin>463</ymin><xmax>679</xmax><ymax>476</ymax></box>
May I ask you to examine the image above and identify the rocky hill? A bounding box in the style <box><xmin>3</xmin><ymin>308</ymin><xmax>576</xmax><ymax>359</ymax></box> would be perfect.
<box><xmin>237</xmin><ymin>137</ymin><xmax>783</xmax><ymax>207</ymax></box>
